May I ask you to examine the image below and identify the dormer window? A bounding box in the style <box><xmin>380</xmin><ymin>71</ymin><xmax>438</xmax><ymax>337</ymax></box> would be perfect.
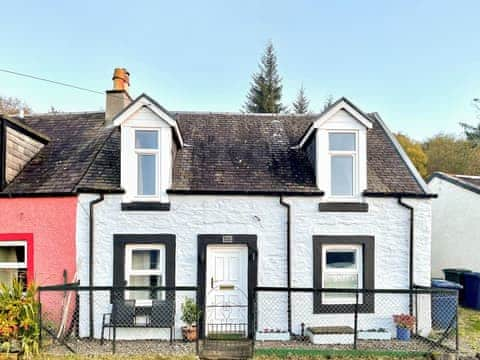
<box><xmin>329</xmin><ymin>132</ymin><xmax>357</xmax><ymax>197</ymax></box>
<box><xmin>292</xmin><ymin>98</ymin><xmax>372</xmax><ymax>201</ymax></box>
<box><xmin>115</xmin><ymin>94</ymin><xmax>184</xmax><ymax>207</ymax></box>
<box><xmin>135</xmin><ymin>130</ymin><xmax>159</xmax><ymax>197</ymax></box>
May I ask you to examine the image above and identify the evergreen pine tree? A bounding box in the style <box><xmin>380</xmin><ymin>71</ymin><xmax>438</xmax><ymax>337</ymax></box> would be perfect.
<box><xmin>323</xmin><ymin>94</ymin><xmax>334</xmax><ymax>111</ymax></box>
<box><xmin>244</xmin><ymin>41</ymin><xmax>285</xmax><ymax>113</ymax></box>
<box><xmin>292</xmin><ymin>84</ymin><xmax>310</xmax><ymax>114</ymax></box>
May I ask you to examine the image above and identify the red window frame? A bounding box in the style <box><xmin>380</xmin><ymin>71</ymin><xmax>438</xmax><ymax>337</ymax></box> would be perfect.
<box><xmin>0</xmin><ymin>233</ymin><xmax>34</xmax><ymax>284</ymax></box>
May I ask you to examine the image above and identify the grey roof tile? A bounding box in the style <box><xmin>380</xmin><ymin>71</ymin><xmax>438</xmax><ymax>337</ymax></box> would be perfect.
<box><xmin>1</xmin><ymin>109</ymin><xmax>426</xmax><ymax>195</ymax></box>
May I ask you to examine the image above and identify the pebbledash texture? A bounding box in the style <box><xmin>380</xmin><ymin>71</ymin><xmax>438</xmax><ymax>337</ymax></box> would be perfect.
<box><xmin>75</xmin><ymin>194</ymin><xmax>432</xmax><ymax>340</ymax></box>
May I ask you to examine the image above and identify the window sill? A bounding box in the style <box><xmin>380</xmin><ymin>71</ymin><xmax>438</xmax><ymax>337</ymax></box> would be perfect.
<box><xmin>318</xmin><ymin>202</ymin><xmax>368</xmax><ymax>212</ymax></box>
<box><xmin>121</xmin><ymin>202</ymin><xmax>171</xmax><ymax>211</ymax></box>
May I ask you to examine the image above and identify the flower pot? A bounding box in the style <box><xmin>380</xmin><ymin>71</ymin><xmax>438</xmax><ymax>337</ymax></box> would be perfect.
<box><xmin>256</xmin><ymin>331</ymin><xmax>291</xmax><ymax>341</ymax></box>
<box><xmin>182</xmin><ymin>325</ymin><xmax>198</xmax><ymax>342</ymax></box>
<box><xmin>396</xmin><ymin>326</ymin><xmax>411</xmax><ymax>341</ymax></box>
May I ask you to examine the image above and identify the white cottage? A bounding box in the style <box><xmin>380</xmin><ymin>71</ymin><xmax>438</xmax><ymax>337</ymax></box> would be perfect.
<box><xmin>72</xmin><ymin>68</ymin><xmax>434</xmax><ymax>341</ymax></box>
<box><xmin>2</xmin><ymin>68</ymin><xmax>434</xmax><ymax>342</ymax></box>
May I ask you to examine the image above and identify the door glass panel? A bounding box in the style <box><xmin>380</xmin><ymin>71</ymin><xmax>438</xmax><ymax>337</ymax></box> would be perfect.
<box><xmin>329</xmin><ymin>133</ymin><xmax>355</xmax><ymax>151</ymax></box>
<box><xmin>331</xmin><ymin>156</ymin><xmax>353</xmax><ymax>196</ymax></box>
<box><xmin>135</xmin><ymin>130</ymin><xmax>158</xmax><ymax>149</ymax></box>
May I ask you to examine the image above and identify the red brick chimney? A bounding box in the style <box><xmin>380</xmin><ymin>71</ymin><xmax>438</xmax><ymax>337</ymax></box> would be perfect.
<box><xmin>105</xmin><ymin>68</ymin><xmax>132</xmax><ymax>125</ymax></box>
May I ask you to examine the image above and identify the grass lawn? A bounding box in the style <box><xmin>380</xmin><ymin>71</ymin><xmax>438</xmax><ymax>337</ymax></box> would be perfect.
<box><xmin>458</xmin><ymin>306</ymin><xmax>480</xmax><ymax>353</ymax></box>
<box><xmin>32</xmin><ymin>350</ymin><xmax>430</xmax><ymax>360</ymax></box>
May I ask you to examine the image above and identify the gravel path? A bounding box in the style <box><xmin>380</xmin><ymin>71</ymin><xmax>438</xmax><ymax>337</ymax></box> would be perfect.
<box><xmin>43</xmin><ymin>339</ymin><xmax>195</xmax><ymax>356</ymax></box>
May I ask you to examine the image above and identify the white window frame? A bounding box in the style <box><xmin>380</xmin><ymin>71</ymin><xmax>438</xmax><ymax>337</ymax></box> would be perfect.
<box><xmin>328</xmin><ymin>131</ymin><xmax>358</xmax><ymax>199</ymax></box>
<box><xmin>322</xmin><ymin>244</ymin><xmax>363</xmax><ymax>304</ymax></box>
<box><xmin>134</xmin><ymin>129</ymin><xmax>161</xmax><ymax>199</ymax></box>
<box><xmin>0</xmin><ymin>241</ymin><xmax>27</xmax><ymax>269</ymax></box>
<box><xmin>124</xmin><ymin>243</ymin><xmax>166</xmax><ymax>306</ymax></box>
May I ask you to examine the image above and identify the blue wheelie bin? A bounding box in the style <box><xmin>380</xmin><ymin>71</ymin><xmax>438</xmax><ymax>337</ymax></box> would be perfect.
<box><xmin>431</xmin><ymin>279</ymin><xmax>462</xmax><ymax>330</ymax></box>
<box><xmin>443</xmin><ymin>268</ymin><xmax>472</xmax><ymax>305</ymax></box>
<box><xmin>463</xmin><ymin>272</ymin><xmax>480</xmax><ymax>310</ymax></box>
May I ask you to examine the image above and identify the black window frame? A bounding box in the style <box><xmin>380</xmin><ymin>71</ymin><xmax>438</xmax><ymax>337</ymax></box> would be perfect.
<box><xmin>313</xmin><ymin>235</ymin><xmax>374</xmax><ymax>314</ymax></box>
<box><xmin>113</xmin><ymin>234</ymin><xmax>176</xmax><ymax>313</ymax></box>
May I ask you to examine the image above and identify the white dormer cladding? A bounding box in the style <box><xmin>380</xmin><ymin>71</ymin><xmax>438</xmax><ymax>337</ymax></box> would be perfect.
<box><xmin>295</xmin><ymin>98</ymin><xmax>372</xmax><ymax>201</ymax></box>
<box><xmin>113</xmin><ymin>94</ymin><xmax>183</xmax><ymax>203</ymax></box>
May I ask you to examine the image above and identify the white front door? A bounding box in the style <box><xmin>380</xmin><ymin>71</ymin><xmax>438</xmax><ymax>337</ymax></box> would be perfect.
<box><xmin>205</xmin><ymin>245</ymin><xmax>248</xmax><ymax>337</ymax></box>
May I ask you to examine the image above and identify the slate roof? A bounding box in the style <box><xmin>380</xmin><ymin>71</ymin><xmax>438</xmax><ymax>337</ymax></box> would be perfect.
<box><xmin>1</xmin><ymin>108</ymin><xmax>427</xmax><ymax>196</ymax></box>
<box><xmin>428</xmin><ymin>172</ymin><xmax>480</xmax><ymax>195</ymax></box>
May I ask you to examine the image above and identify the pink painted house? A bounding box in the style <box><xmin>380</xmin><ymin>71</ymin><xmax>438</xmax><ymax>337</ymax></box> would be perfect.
<box><xmin>0</xmin><ymin>113</ymin><xmax>118</xmax><ymax>289</ymax></box>
<box><xmin>0</xmin><ymin>197</ymin><xmax>77</xmax><ymax>286</ymax></box>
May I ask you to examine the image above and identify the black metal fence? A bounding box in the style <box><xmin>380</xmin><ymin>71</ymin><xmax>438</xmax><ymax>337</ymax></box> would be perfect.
<box><xmin>37</xmin><ymin>283</ymin><xmax>198</xmax><ymax>356</ymax></box>
<box><xmin>36</xmin><ymin>284</ymin><xmax>460</xmax><ymax>358</ymax></box>
<box><xmin>254</xmin><ymin>287</ymin><xmax>459</xmax><ymax>357</ymax></box>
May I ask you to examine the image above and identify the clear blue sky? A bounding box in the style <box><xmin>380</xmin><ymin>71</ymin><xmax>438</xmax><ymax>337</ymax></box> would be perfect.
<box><xmin>1</xmin><ymin>0</ymin><xmax>479</xmax><ymax>140</ymax></box>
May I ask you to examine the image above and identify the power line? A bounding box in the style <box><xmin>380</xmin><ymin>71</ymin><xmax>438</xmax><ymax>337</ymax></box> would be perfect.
<box><xmin>0</xmin><ymin>68</ymin><xmax>104</xmax><ymax>95</ymax></box>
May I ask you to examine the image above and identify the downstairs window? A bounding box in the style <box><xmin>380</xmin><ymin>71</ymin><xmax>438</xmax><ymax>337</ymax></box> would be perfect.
<box><xmin>0</xmin><ymin>241</ymin><xmax>27</xmax><ymax>286</ymax></box>
<box><xmin>313</xmin><ymin>235</ymin><xmax>374</xmax><ymax>313</ymax></box>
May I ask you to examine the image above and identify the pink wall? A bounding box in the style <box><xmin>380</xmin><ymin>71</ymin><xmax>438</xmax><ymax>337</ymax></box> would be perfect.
<box><xmin>0</xmin><ymin>196</ymin><xmax>78</xmax><ymax>286</ymax></box>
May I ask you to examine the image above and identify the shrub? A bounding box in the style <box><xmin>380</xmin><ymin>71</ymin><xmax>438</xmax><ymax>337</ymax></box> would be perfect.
<box><xmin>0</xmin><ymin>279</ymin><xmax>40</xmax><ymax>357</ymax></box>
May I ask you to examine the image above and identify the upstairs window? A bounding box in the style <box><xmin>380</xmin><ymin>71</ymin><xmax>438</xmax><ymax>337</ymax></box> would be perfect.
<box><xmin>329</xmin><ymin>132</ymin><xmax>357</xmax><ymax>197</ymax></box>
<box><xmin>135</xmin><ymin>130</ymin><xmax>159</xmax><ymax>197</ymax></box>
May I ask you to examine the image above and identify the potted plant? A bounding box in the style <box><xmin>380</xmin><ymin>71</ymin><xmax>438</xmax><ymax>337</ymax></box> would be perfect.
<box><xmin>393</xmin><ymin>314</ymin><xmax>415</xmax><ymax>341</ymax></box>
<box><xmin>181</xmin><ymin>298</ymin><xmax>201</xmax><ymax>342</ymax></box>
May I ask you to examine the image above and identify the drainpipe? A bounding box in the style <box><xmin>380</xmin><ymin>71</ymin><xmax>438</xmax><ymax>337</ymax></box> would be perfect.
<box><xmin>397</xmin><ymin>197</ymin><xmax>414</xmax><ymax>315</ymax></box>
<box><xmin>89</xmin><ymin>194</ymin><xmax>104</xmax><ymax>338</ymax></box>
<box><xmin>279</xmin><ymin>197</ymin><xmax>292</xmax><ymax>334</ymax></box>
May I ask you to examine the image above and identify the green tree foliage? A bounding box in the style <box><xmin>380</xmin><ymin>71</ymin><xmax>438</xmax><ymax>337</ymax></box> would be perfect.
<box><xmin>423</xmin><ymin>134</ymin><xmax>480</xmax><ymax>176</ymax></box>
<box><xmin>292</xmin><ymin>84</ymin><xmax>310</xmax><ymax>114</ymax></box>
<box><xmin>395</xmin><ymin>133</ymin><xmax>428</xmax><ymax>178</ymax></box>
<box><xmin>0</xmin><ymin>96</ymin><xmax>32</xmax><ymax>115</ymax></box>
<box><xmin>459</xmin><ymin>122</ymin><xmax>480</xmax><ymax>145</ymax></box>
<box><xmin>458</xmin><ymin>98</ymin><xmax>480</xmax><ymax>145</ymax></box>
<box><xmin>244</xmin><ymin>41</ymin><xmax>285</xmax><ymax>113</ymax></box>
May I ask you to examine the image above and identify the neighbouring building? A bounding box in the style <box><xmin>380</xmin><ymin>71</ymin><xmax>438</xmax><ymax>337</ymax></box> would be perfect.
<box><xmin>428</xmin><ymin>172</ymin><xmax>480</xmax><ymax>277</ymax></box>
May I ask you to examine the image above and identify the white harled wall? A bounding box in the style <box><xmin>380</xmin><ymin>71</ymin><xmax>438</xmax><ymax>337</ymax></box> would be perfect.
<box><xmin>76</xmin><ymin>194</ymin><xmax>431</xmax><ymax>339</ymax></box>
<box><xmin>429</xmin><ymin>177</ymin><xmax>480</xmax><ymax>277</ymax></box>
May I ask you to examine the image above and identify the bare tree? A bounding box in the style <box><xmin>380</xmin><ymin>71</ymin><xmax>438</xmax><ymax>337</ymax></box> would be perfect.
<box><xmin>0</xmin><ymin>96</ymin><xmax>32</xmax><ymax>115</ymax></box>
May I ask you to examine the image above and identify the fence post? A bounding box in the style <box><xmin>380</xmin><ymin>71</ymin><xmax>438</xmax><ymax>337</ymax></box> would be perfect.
<box><xmin>353</xmin><ymin>289</ymin><xmax>359</xmax><ymax>350</ymax></box>
<box><xmin>415</xmin><ymin>290</ymin><xmax>418</xmax><ymax>335</ymax></box>
<box><xmin>455</xmin><ymin>290</ymin><xmax>459</xmax><ymax>353</ymax></box>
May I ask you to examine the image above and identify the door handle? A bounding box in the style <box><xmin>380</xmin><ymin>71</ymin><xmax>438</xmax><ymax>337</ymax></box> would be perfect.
<box><xmin>211</xmin><ymin>277</ymin><xmax>214</xmax><ymax>289</ymax></box>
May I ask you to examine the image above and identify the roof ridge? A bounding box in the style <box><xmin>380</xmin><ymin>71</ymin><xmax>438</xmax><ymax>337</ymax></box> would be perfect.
<box><xmin>25</xmin><ymin>110</ymin><xmax>105</xmax><ymax>117</ymax></box>
<box><xmin>173</xmin><ymin>110</ymin><xmax>320</xmax><ymax>117</ymax></box>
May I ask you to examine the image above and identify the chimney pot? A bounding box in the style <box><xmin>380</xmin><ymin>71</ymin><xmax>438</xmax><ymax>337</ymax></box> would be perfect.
<box><xmin>112</xmin><ymin>68</ymin><xmax>130</xmax><ymax>91</ymax></box>
<box><xmin>105</xmin><ymin>67</ymin><xmax>132</xmax><ymax>125</ymax></box>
